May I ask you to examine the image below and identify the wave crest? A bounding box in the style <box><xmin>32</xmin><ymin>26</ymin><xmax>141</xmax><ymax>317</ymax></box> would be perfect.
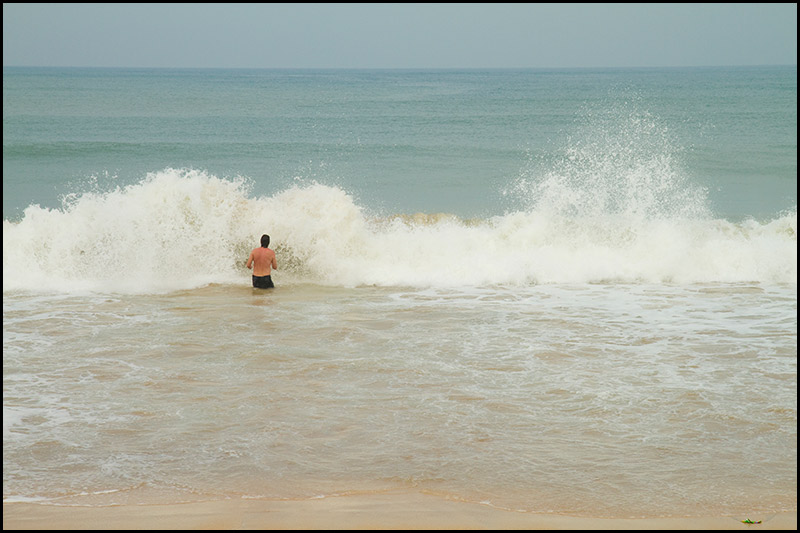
<box><xmin>3</xmin><ymin>168</ymin><xmax>796</xmax><ymax>294</ymax></box>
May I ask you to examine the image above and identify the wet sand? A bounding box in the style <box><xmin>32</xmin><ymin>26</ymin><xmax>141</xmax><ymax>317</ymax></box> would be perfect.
<box><xmin>3</xmin><ymin>492</ymin><xmax>796</xmax><ymax>530</ymax></box>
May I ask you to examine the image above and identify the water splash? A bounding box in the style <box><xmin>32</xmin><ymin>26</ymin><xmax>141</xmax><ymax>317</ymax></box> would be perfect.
<box><xmin>508</xmin><ymin>102</ymin><xmax>711</xmax><ymax>220</ymax></box>
<box><xmin>3</xmin><ymin>159</ymin><xmax>795</xmax><ymax>294</ymax></box>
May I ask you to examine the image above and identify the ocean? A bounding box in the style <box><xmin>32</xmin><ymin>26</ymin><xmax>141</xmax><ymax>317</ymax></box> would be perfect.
<box><xmin>3</xmin><ymin>66</ymin><xmax>796</xmax><ymax>518</ymax></box>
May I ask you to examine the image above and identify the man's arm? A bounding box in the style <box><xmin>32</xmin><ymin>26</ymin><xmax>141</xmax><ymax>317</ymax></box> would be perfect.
<box><xmin>246</xmin><ymin>250</ymin><xmax>255</xmax><ymax>270</ymax></box>
<box><xmin>271</xmin><ymin>251</ymin><xmax>277</xmax><ymax>270</ymax></box>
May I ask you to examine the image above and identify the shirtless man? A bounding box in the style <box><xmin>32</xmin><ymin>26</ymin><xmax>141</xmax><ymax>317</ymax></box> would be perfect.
<box><xmin>246</xmin><ymin>234</ymin><xmax>278</xmax><ymax>288</ymax></box>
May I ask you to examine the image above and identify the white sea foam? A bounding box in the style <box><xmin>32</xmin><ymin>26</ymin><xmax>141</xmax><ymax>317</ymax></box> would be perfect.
<box><xmin>3</xmin><ymin>167</ymin><xmax>797</xmax><ymax>294</ymax></box>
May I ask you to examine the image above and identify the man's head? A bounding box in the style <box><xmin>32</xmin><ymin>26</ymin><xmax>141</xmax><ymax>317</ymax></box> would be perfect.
<box><xmin>261</xmin><ymin>234</ymin><xmax>270</xmax><ymax>248</ymax></box>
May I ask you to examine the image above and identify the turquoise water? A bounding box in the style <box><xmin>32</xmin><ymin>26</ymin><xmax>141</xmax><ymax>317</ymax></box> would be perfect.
<box><xmin>3</xmin><ymin>67</ymin><xmax>796</xmax><ymax>517</ymax></box>
<box><xmin>3</xmin><ymin>66</ymin><xmax>796</xmax><ymax>221</ymax></box>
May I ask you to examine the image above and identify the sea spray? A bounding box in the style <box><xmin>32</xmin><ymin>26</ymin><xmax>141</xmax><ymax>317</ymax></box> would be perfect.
<box><xmin>3</xmin><ymin>169</ymin><xmax>256</xmax><ymax>293</ymax></box>
<box><xmin>3</xmin><ymin>168</ymin><xmax>797</xmax><ymax>293</ymax></box>
<box><xmin>508</xmin><ymin>101</ymin><xmax>711</xmax><ymax>220</ymax></box>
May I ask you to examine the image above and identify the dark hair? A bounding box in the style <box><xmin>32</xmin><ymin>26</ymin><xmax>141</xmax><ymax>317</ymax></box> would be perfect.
<box><xmin>261</xmin><ymin>234</ymin><xmax>270</xmax><ymax>248</ymax></box>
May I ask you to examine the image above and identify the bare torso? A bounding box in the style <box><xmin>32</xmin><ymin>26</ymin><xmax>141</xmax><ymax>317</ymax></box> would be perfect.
<box><xmin>246</xmin><ymin>247</ymin><xmax>277</xmax><ymax>276</ymax></box>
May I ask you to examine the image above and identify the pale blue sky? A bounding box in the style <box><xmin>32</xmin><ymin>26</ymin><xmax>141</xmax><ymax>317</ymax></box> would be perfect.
<box><xmin>3</xmin><ymin>3</ymin><xmax>797</xmax><ymax>69</ymax></box>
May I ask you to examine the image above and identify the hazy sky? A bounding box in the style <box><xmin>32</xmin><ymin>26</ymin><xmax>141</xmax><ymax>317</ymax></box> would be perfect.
<box><xmin>3</xmin><ymin>3</ymin><xmax>797</xmax><ymax>69</ymax></box>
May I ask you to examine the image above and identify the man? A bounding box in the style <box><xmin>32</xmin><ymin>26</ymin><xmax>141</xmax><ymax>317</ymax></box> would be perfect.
<box><xmin>246</xmin><ymin>234</ymin><xmax>278</xmax><ymax>288</ymax></box>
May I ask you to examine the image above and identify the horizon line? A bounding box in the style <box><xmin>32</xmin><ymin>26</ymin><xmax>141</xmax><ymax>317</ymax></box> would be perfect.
<box><xmin>3</xmin><ymin>63</ymin><xmax>797</xmax><ymax>70</ymax></box>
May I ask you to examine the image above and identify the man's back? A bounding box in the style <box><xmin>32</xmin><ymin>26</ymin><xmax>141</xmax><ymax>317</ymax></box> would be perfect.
<box><xmin>247</xmin><ymin>247</ymin><xmax>277</xmax><ymax>276</ymax></box>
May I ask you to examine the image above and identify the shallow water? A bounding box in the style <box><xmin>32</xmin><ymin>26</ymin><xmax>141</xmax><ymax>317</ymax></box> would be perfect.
<box><xmin>3</xmin><ymin>281</ymin><xmax>796</xmax><ymax>517</ymax></box>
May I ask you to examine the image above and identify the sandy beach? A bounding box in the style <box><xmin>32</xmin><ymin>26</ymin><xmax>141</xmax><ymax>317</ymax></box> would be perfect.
<box><xmin>3</xmin><ymin>492</ymin><xmax>796</xmax><ymax>530</ymax></box>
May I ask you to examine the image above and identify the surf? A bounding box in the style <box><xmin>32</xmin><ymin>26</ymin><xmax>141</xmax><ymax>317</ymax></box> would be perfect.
<box><xmin>2</xmin><ymin>167</ymin><xmax>796</xmax><ymax>295</ymax></box>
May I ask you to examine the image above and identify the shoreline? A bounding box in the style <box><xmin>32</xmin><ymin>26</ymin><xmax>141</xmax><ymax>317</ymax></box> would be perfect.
<box><xmin>3</xmin><ymin>492</ymin><xmax>797</xmax><ymax>530</ymax></box>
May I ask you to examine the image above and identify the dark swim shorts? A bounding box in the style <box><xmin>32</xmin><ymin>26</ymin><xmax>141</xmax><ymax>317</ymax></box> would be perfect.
<box><xmin>252</xmin><ymin>275</ymin><xmax>275</xmax><ymax>289</ymax></box>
